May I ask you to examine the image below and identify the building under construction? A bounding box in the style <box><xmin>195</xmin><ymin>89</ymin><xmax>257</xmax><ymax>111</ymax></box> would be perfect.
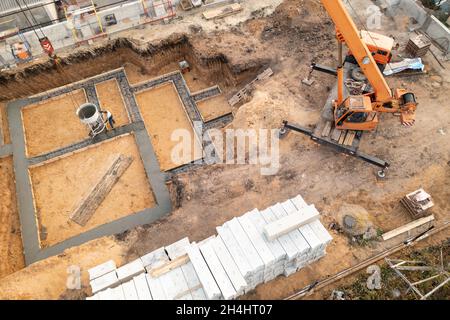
<box><xmin>0</xmin><ymin>0</ymin><xmax>448</xmax><ymax>302</ymax></box>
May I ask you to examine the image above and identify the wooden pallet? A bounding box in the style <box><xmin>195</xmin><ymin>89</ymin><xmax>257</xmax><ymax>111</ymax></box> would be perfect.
<box><xmin>228</xmin><ymin>68</ymin><xmax>273</xmax><ymax>106</ymax></box>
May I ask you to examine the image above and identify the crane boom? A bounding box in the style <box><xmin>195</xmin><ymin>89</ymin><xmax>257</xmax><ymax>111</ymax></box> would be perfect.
<box><xmin>321</xmin><ymin>0</ymin><xmax>392</xmax><ymax>102</ymax></box>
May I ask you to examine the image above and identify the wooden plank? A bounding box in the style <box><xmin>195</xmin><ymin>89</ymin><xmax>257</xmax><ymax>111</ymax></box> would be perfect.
<box><xmin>321</xmin><ymin>121</ymin><xmax>332</xmax><ymax>137</ymax></box>
<box><xmin>330</xmin><ymin>128</ymin><xmax>342</xmax><ymax>141</ymax></box>
<box><xmin>69</xmin><ymin>154</ymin><xmax>133</xmax><ymax>226</ymax></box>
<box><xmin>203</xmin><ymin>4</ymin><xmax>243</xmax><ymax>20</ymax></box>
<box><xmin>149</xmin><ymin>254</ymin><xmax>190</xmax><ymax>278</ymax></box>
<box><xmin>382</xmin><ymin>215</ymin><xmax>435</xmax><ymax>241</ymax></box>
<box><xmin>338</xmin><ymin>131</ymin><xmax>347</xmax><ymax>145</ymax></box>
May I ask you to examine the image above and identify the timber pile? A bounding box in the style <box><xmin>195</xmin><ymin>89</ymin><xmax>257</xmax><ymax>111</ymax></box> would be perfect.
<box><xmin>69</xmin><ymin>154</ymin><xmax>133</xmax><ymax>226</ymax></box>
<box><xmin>86</xmin><ymin>194</ymin><xmax>332</xmax><ymax>300</ymax></box>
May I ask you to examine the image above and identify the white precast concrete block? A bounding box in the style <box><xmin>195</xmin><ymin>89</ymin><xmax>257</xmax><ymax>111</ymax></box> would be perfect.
<box><xmin>146</xmin><ymin>274</ymin><xmax>167</xmax><ymax>300</ymax></box>
<box><xmin>290</xmin><ymin>195</ymin><xmax>308</xmax><ymax>209</ymax></box>
<box><xmin>116</xmin><ymin>259</ymin><xmax>145</xmax><ymax>283</ymax></box>
<box><xmin>122</xmin><ymin>280</ymin><xmax>139</xmax><ymax>300</ymax></box>
<box><xmin>97</xmin><ymin>288</ymin><xmax>114</xmax><ymax>300</ymax></box>
<box><xmin>191</xmin><ymin>288</ymin><xmax>207</xmax><ymax>300</ymax></box>
<box><xmin>90</xmin><ymin>270</ymin><xmax>119</xmax><ymax>294</ymax></box>
<box><xmin>272</xmin><ymin>203</ymin><xmax>311</xmax><ymax>262</ymax></box>
<box><xmin>247</xmin><ymin>210</ymin><xmax>287</xmax><ymax>263</ymax></box>
<box><xmin>216</xmin><ymin>226</ymin><xmax>256</xmax><ymax>290</ymax></box>
<box><xmin>238</xmin><ymin>211</ymin><xmax>276</xmax><ymax>276</ymax></box>
<box><xmin>165</xmin><ymin>237</ymin><xmax>190</xmax><ymax>259</ymax></box>
<box><xmin>133</xmin><ymin>273</ymin><xmax>153</xmax><ymax>300</ymax></box>
<box><xmin>186</xmin><ymin>244</ymin><xmax>222</xmax><ymax>300</ymax></box>
<box><xmin>181</xmin><ymin>262</ymin><xmax>202</xmax><ymax>292</ymax></box>
<box><xmin>259</xmin><ymin>208</ymin><xmax>298</xmax><ymax>264</ymax></box>
<box><xmin>177</xmin><ymin>292</ymin><xmax>193</xmax><ymax>300</ymax></box>
<box><xmin>98</xmin><ymin>286</ymin><xmax>125</xmax><ymax>300</ymax></box>
<box><xmin>225</xmin><ymin>218</ymin><xmax>264</xmax><ymax>282</ymax></box>
<box><xmin>199</xmin><ymin>240</ymin><xmax>237</xmax><ymax>300</ymax></box>
<box><xmin>140</xmin><ymin>247</ymin><xmax>169</xmax><ymax>271</ymax></box>
<box><xmin>159</xmin><ymin>267</ymin><xmax>191</xmax><ymax>300</ymax></box>
<box><xmin>216</xmin><ymin>226</ymin><xmax>252</xmax><ymax>281</ymax></box>
<box><xmin>211</xmin><ymin>236</ymin><xmax>247</xmax><ymax>295</ymax></box>
<box><xmin>88</xmin><ymin>260</ymin><xmax>116</xmax><ymax>280</ymax></box>
<box><xmin>308</xmin><ymin>220</ymin><xmax>333</xmax><ymax>251</ymax></box>
<box><xmin>263</xmin><ymin>205</ymin><xmax>320</xmax><ymax>241</ymax></box>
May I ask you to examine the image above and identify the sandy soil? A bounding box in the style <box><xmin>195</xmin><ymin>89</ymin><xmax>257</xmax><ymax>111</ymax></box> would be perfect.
<box><xmin>124</xmin><ymin>62</ymin><xmax>213</xmax><ymax>92</ymax></box>
<box><xmin>29</xmin><ymin>134</ymin><xmax>156</xmax><ymax>248</ymax></box>
<box><xmin>0</xmin><ymin>0</ymin><xmax>449</xmax><ymax>300</ymax></box>
<box><xmin>22</xmin><ymin>90</ymin><xmax>88</xmax><ymax>157</ymax></box>
<box><xmin>0</xmin><ymin>156</ymin><xmax>25</xmax><ymax>279</ymax></box>
<box><xmin>196</xmin><ymin>94</ymin><xmax>232</xmax><ymax>122</ymax></box>
<box><xmin>95</xmin><ymin>79</ymin><xmax>130</xmax><ymax>128</ymax></box>
<box><xmin>136</xmin><ymin>83</ymin><xmax>203</xmax><ymax>171</ymax></box>
<box><xmin>0</xmin><ymin>102</ymin><xmax>11</xmax><ymax>145</ymax></box>
<box><xmin>0</xmin><ymin>236</ymin><xmax>125</xmax><ymax>300</ymax></box>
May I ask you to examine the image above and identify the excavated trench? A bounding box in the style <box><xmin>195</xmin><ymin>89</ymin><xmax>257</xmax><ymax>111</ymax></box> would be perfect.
<box><xmin>0</xmin><ymin>35</ymin><xmax>269</xmax><ymax>101</ymax></box>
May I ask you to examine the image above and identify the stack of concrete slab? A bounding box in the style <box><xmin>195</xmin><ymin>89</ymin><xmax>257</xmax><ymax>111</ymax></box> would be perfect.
<box><xmin>86</xmin><ymin>194</ymin><xmax>332</xmax><ymax>300</ymax></box>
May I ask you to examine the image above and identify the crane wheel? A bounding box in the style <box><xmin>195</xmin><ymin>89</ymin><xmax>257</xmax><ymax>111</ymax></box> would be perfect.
<box><xmin>279</xmin><ymin>127</ymin><xmax>288</xmax><ymax>139</ymax></box>
<box><xmin>351</xmin><ymin>67</ymin><xmax>367</xmax><ymax>82</ymax></box>
<box><xmin>377</xmin><ymin>169</ymin><xmax>387</xmax><ymax>179</ymax></box>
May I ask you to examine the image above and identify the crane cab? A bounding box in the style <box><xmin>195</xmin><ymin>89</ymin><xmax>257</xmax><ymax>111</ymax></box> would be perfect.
<box><xmin>334</xmin><ymin>95</ymin><xmax>379</xmax><ymax>131</ymax></box>
<box><xmin>344</xmin><ymin>30</ymin><xmax>394</xmax><ymax>69</ymax></box>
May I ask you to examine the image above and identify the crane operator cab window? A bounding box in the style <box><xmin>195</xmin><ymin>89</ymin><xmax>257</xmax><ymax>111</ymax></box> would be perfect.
<box><xmin>334</xmin><ymin>96</ymin><xmax>378</xmax><ymax>131</ymax></box>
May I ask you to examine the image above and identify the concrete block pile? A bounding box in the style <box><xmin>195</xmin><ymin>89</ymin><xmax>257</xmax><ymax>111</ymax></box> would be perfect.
<box><xmin>86</xmin><ymin>194</ymin><xmax>332</xmax><ymax>300</ymax></box>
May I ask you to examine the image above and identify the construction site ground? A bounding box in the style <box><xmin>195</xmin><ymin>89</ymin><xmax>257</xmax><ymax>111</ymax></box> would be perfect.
<box><xmin>0</xmin><ymin>0</ymin><xmax>448</xmax><ymax>299</ymax></box>
<box><xmin>29</xmin><ymin>133</ymin><xmax>156</xmax><ymax>248</ymax></box>
<box><xmin>135</xmin><ymin>82</ymin><xmax>203</xmax><ymax>171</ymax></box>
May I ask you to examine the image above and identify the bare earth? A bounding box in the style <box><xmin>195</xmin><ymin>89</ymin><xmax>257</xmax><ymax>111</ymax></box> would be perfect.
<box><xmin>22</xmin><ymin>90</ymin><xmax>88</xmax><ymax>157</ymax></box>
<box><xmin>29</xmin><ymin>134</ymin><xmax>156</xmax><ymax>248</ymax></box>
<box><xmin>0</xmin><ymin>102</ymin><xmax>11</xmax><ymax>145</ymax></box>
<box><xmin>136</xmin><ymin>83</ymin><xmax>203</xmax><ymax>171</ymax></box>
<box><xmin>0</xmin><ymin>156</ymin><xmax>25</xmax><ymax>279</ymax></box>
<box><xmin>196</xmin><ymin>94</ymin><xmax>232</xmax><ymax>122</ymax></box>
<box><xmin>0</xmin><ymin>0</ymin><xmax>448</xmax><ymax>300</ymax></box>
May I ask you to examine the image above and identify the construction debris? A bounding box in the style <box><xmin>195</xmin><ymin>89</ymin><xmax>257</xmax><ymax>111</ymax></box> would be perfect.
<box><xmin>383</xmin><ymin>58</ymin><xmax>425</xmax><ymax>76</ymax></box>
<box><xmin>406</xmin><ymin>35</ymin><xmax>431</xmax><ymax>58</ymax></box>
<box><xmin>203</xmin><ymin>4</ymin><xmax>243</xmax><ymax>20</ymax></box>
<box><xmin>401</xmin><ymin>189</ymin><xmax>435</xmax><ymax>218</ymax></box>
<box><xmin>69</xmin><ymin>154</ymin><xmax>134</xmax><ymax>226</ymax></box>
<box><xmin>86</xmin><ymin>194</ymin><xmax>332</xmax><ymax>300</ymax></box>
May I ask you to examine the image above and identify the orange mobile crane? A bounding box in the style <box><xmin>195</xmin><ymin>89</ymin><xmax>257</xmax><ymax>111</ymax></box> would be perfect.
<box><xmin>281</xmin><ymin>0</ymin><xmax>418</xmax><ymax>177</ymax></box>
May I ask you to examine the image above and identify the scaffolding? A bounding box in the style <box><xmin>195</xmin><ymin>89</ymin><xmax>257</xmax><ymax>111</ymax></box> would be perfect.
<box><xmin>0</xmin><ymin>19</ymin><xmax>32</xmax><ymax>65</ymax></box>
<box><xmin>385</xmin><ymin>248</ymin><xmax>450</xmax><ymax>300</ymax></box>
<box><xmin>140</xmin><ymin>0</ymin><xmax>176</xmax><ymax>24</ymax></box>
<box><xmin>63</xmin><ymin>0</ymin><xmax>104</xmax><ymax>43</ymax></box>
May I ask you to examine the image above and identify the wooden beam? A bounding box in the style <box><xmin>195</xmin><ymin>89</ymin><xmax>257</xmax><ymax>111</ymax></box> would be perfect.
<box><xmin>69</xmin><ymin>154</ymin><xmax>133</xmax><ymax>226</ymax></box>
<box><xmin>149</xmin><ymin>254</ymin><xmax>190</xmax><ymax>278</ymax></box>
<box><xmin>382</xmin><ymin>215</ymin><xmax>435</xmax><ymax>241</ymax></box>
